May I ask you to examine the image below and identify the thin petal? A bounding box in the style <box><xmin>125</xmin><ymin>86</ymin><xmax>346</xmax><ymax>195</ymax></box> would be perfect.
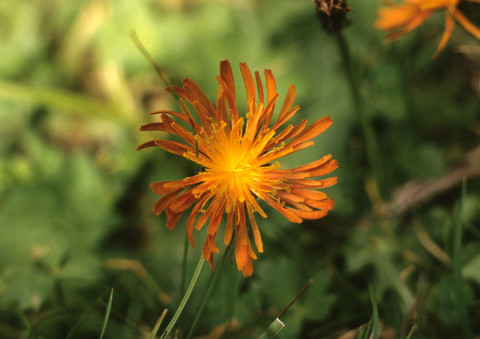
<box><xmin>304</xmin><ymin>198</ymin><xmax>335</xmax><ymax>210</ymax></box>
<box><xmin>247</xmin><ymin>207</ymin><xmax>263</xmax><ymax>253</ymax></box>
<box><xmin>150</xmin><ymin>108</ymin><xmax>192</xmax><ymax>126</ymax></box>
<box><xmin>136</xmin><ymin>140</ymin><xmax>157</xmax><ymax>151</ymax></box>
<box><xmin>240</xmin><ymin>62</ymin><xmax>256</xmax><ymax>114</ymax></box>
<box><xmin>224</xmin><ymin>211</ymin><xmax>234</xmax><ymax>245</ymax></box>
<box><xmin>452</xmin><ymin>7</ymin><xmax>480</xmax><ymax>40</ymax></box>
<box><xmin>152</xmin><ymin>188</ymin><xmax>184</xmax><ymax>217</ymax></box>
<box><xmin>154</xmin><ymin>139</ymin><xmax>194</xmax><ymax>157</ymax></box>
<box><xmin>287</xmin><ymin>208</ymin><xmax>329</xmax><ymax>220</ymax></box>
<box><xmin>207</xmin><ymin>198</ymin><xmax>226</xmax><ymax>235</ymax></box>
<box><xmin>182</xmin><ymin>79</ymin><xmax>216</xmax><ymax>119</ymax></box>
<box><xmin>259</xmin><ymin>192</ymin><xmax>303</xmax><ymax>223</ymax></box>
<box><xmin>287</xmin><ymin>177</ymin><xmax>338</xmax><ymax>188</ymax></box>
<box><xmin>433</xmin><ymin>11</ymin><xmax>455</xmax><ymax>59</ymax></box>
<box><xmin>255</xmin><ymin>71</ymin><xmax>264</xmax><ymax>106</ymax></box>
<box><xmin>286</xmin><ymin>116</ymin><xmax>333</xmax><ymax>149</ymax></box>
<box><xmin>291</xmin><ymin>188</ymin><xmax>327</xmax><ymax>201</ymax></box>
<box><xmin>220</xmin><ymin>60</ymin><xmax>235</xmax><ymax>101</ymax></box>
<box><xmin>150</xmin><ymin>176</ymin><xmax>203</xmax><ymax>195</ymax></box>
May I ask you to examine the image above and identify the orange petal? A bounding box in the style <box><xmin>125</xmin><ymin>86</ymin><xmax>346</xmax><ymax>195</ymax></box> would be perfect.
<box><xmin>276</xmin><ymin>119</ymin><xmax>308</xmax><ymax>142</ymax></box>
<box><xmin>287</xmin><ymin>177</ymin><xmax>338</xmax><ymax>188</ymax></box>
<box><xmin>259</xmin><ymin>192</ymin><xmax>303</xmax><ymax>223</ymax></box>
<box><xmin>240</xmin><ymin>62</ymin><xmax>256</xmax><ymax>114</ymax></box>
<box><xmin>169</xmin><ymin>191</ymin><xmax>197</xmax><ymax>213</ymax></box>
<box><xmin>259</xmin><ymin>93</ymin><xmax>279</xmax><ymax>132</ymax></box>
<box><xmin>154</xmin><ymin>139</ymin><xmax>194</xmax><ymax>157</ymax></box>
<box><xmin>202</xmin><ymin>234</ymin><xmax>219</xmax><ymax>271</ymax></box>
<box><xmin>152</xmin><ymin>188</ymin><xmax>184</xmax><ymax>217</ymax></box>
<box><xmin>286</xmin><ymin>116</ymin><xmax>332</xmax><ymax>149</ymax></box>
<box><xmin>264</xmin><ymin>69</ymin><xmax>277</xmax><ymax>104</ymax></box>
<box><xmin>224</xmin><ymin>211</ymin><xmax>234</xmax><ymax>245</ymax></box>
<box><xmin>451</xmin><ymin>7</ymin><xmax>480</xmax><ymax>40</ymax></box>
<box><xmin>207</xmin><ymin>198</ymin><xmax>226</xmax><ymax>235</ymax></box>
<box><xmin>255</xmin><ymin>71</ymin><xmax>264</xmax><ymax>106</ymax></box>
<box><xmin>290</xmin><ymin>188</ymin><xmax>327</xmax><ymax>201</ymax></box>
<box><xmin>247</xmin><ymin>207</ymin><xmax>263</xmax><ymax>253</ymax></box>
<box><xmin>271</xmin><ymin>105</ymin><xmax>300</xmax><ymax>132</ymax></box>
<box><xmin>182</xmin><ymin>79</ymin><xmax>216</xmax><ymax>119</ymax></box>
<box><xmin>150</xmin><ymin>175</ymin><xmax>203</xmax><ymax>194</ymax></box>
<box><xmin>186</xmin><ymin>194</ymin><xmax>211</xmax><ymax>246</ymax></box>
<box><xmin>433</xmin><ymin>11</ymin><xmax>455</xmax><ymax>59</ymax></box>
<box><xmin>220</xmin><ymin>60</ymin><xmax>235</xmax><ymax>101</ymax></box>
<box><xmin>165</xmin><ymin>208</ymin><xmax>183</xmax><ymax>230</ymax></box>
<box><xmin>308</xmin><ymin>159</ymin><xmax>339</xmax><ymax>177</ymax></box>
<box><xmin>286</xmin><ymin>207</ymin><xmax>329</xmax><ymax>220</ymax></box>
<box><xmin>375</xmin><ymin>2</ymin><xmax>431</xmax><ymax>37</ymax></box>
<box><xmin>304</xmin><ymin>198</ymin><xmax>335</xmax><ymax>210</ymax></box>
<box><xmin>265</xmin><ymin>156</ymin><xmax>335</xmax><ymax>180</ymax></box>
<box><xmin>216</xmin><ymin>76</ymin><xmax>238</xmax><ymax>123</ymax></box>
<box><xmin>136</xmin><ymin>140</ymin><xmax>158</xmax><ymax>151</ymax></box>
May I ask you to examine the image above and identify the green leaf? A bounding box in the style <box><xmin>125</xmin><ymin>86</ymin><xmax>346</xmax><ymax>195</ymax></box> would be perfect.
<box><xmin>99</xmin><ymin>289</ymin><xmax>114</xmax><ymax>339</ymax></box>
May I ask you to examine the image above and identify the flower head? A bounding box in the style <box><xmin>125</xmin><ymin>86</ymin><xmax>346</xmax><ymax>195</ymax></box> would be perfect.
<box><xmin>375</xmin><ymin>0</ymin><xmax>480</xmax><ymax>58</ymax></box>
<box><xmin>138</xmin><ymin>60</ymin><xmax>338</xmax><ymax>276</ymax></box>
<box><xmin>313</xmin><ymin>0</ymin><xmax>352</xmax><ymax>34</ymax></box>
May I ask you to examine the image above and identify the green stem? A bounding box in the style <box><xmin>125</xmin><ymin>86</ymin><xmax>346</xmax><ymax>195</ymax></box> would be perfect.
<box><xmin>180</xmin><ymin>234</ymin><xmax>189</xmax><ymax>296</ymax></box>
<box><xmin>335</xmin><ymin>32</ymin><xmax>384</xmax><ymax>201</ymax></box>
<box><xmin>130</xmin><ymin>31</ymin><xmax>175</xmax><ymax>89</ymax></box>
<box><xmin>159</xmin><ymin>256</ymin><xmax>205</xmax><ymax>339</ymax></box>
<box><xmin>185</xmin><ymin>244</ymin><xmax>233</xmax><ymax>339</ymax></box>
<box><xmin>452</xmin><ymin>179</ymin><xmax>471</xmax><ymax>338</ymax></box>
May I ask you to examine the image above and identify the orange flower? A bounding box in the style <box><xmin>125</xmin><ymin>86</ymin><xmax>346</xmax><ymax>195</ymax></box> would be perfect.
<box><xmin>138</xmin><ymin>60</ymin><xmax>338</xmax><ymax>276</ymax></box>
<box><xmin>375</xmin><ymin>0</ymin><xmax>480</xmax><ymax>57</ymax></box>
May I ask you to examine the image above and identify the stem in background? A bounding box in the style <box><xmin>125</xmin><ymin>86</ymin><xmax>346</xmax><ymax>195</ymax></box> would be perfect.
<box><xmin>452</xmin><ymin>179</ymin><xmax>471</xmax><ymax>338</ymax></box>
<box><xmin>335</xmin><ymin>32</ymin><xmax>384</xmax><ymax>205</ymax></box>
<box><xmin>186</xmin><ymin>244</ymin><xmax>233</xmax><ymax>339</ymax></box>
<box><xmin>180</xmin><ymin>234</ymin><xmax>190</xmax><ymax>296</ymax></box>
<box><xmin>277</xmin><ymin>279</ymin><xmax>313</xmax><ymax>319</ymax></box>
<box><xmin>130</xmin><ymin>31</ymin><xmax>174</xmax><ymax>89</ymax></box>
<box><xmin>159</xmin><ymin>256</ymin><xmax>205</xmax><ymax>339</ymax></box>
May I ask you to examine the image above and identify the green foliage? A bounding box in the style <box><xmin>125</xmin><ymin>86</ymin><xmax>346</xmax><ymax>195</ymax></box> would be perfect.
<box><xmin>1</xmin><ymin>0</ymin><xmax>480</xmax><ymax>338</ymax></box>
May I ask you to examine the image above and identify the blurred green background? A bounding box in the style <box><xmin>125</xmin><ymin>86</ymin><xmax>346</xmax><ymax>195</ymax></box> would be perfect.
<box><xmin>1</xmin><ymin>0</ymin><xmax>480</xmax><ymax>338</ymax></box>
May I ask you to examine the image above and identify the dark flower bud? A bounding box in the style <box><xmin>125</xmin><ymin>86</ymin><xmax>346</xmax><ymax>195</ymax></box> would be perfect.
<box><xmin>313</xmin><ymin>0</ymin><xmax>352</xmax><ymax>34</ymax></box>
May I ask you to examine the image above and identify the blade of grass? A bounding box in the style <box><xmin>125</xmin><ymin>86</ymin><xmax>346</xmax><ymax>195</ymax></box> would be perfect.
<box><xmin>16</xmin><ymin>308</ymin><xmax>35</xmax><ymax>339</ymax></box>
<box><xmin>452</xmin><ymin>179</ymin><xmax>471</xmax><ymax>337</ymax></box>
<box><xmin>257</xmin><ymin>279</ymin><xmax>313</xmax><ymax>339</ymax></box>
<box><xmin>405</xmin><ymin>324</ymin><xmax>417</xmax><ymax>339</ymax></box>
<box><xmin>368</xmin><ymin>285</ymin><xmax>380</xmax><ymax>339</ymax></box>
<box><xmin>65</xmin><ymin>294</ymin><xmax>106</xmax><ymax>339</ymax></box>
<box><xmin>185</xmin><ymin>244</ymin><xmax>233</xmax><ymax>339</ymax></box>
<box><xmin>356</xmin><ymin>285</ymin><xmax>380</xmax><ymax>339</ymax></box>
<box><xmin>257</xmin><ymin>318</ymin><xmax>285</xmax><ymax>339</ymax></box>
<box><xmin>160</xmin><ymin>256</ymin><xmax>205</xmax><ymax>339</ymax></box>
<box><xmin>99</xmin><ymin>288</ymin><xmax>114</xmax><ymax>339</ymax></box>
<box><xmin>149</xmin><ymin>309</ymin><xmax>168</xmax><ymax>339</ymax></box>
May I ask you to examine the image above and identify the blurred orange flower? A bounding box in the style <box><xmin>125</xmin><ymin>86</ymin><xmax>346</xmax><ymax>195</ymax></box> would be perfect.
<box><xmin>138</xmin><ymin>60</ymin><xmax>337</xmax><ymax>276</ymax></box>
<box><xmin>375</xmin><ymin>0</ymin><xmax>480</xmax><ymax>57</ymax></box>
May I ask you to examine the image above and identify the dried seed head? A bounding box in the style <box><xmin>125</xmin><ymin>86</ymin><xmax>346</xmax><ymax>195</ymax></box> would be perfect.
<box><xmin>314</xmin><ymin>0</ymin><xmax>352</xmax><ymax>34</ymax></box>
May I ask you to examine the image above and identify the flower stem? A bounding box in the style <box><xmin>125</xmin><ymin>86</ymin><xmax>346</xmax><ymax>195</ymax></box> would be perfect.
<box><xmin>130</xmin><ymin>31</ymin><xmax>175</xmax><ymax>89</ymax></box>
<box><xmin>180</xmin><ymin>234</ymin><xmax>189</xmax><ymax>296</ymax></box>
<box><xmin>159</xmin><ymin>256</ymin><xmax>205</xmax><ymax>339</ymax></box>
<box><xmin>185</xmin><ymin>244</ymin><xmax>233</xmax><ymax>339</ymax></box>
<box><xmin>335</xmin><ymin>32</ymin><xmax>384</xmax><ymax>204</ymax></box>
